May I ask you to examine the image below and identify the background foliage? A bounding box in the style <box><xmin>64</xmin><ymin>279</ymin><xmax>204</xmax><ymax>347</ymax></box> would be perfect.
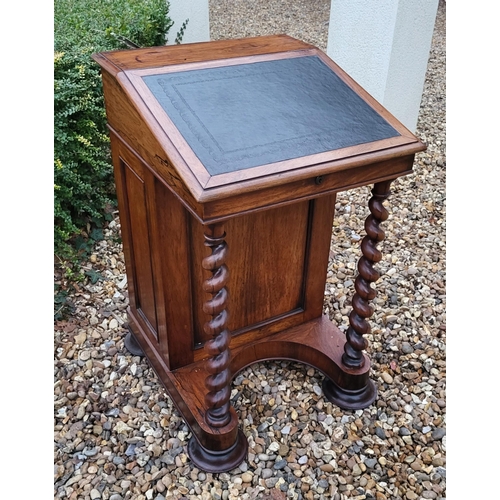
<box><xmin>54</xmin><ymin>0</ymin><xmax>174</xmax><ymax>261</ymax></box>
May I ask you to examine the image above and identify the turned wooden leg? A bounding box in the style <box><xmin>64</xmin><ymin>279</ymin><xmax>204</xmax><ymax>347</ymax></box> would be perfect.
<box><xmin>202</xmin><ymin>224</ymin><xmax>233</xmax><ymax>428</ymax></box>
<box><xmin>322</xmin><ymin>180</ymin><xmax>392</xmax><ymax>410</ymax></box>
<box><xmin>342</xmin><ymin>180</ymin><xmax>392</xmax><ymax>368</ymax></box>
<box><xmin>187</xmin><ymin>223</ymin><xmax>248</xmax><ymax>472</ymax></box>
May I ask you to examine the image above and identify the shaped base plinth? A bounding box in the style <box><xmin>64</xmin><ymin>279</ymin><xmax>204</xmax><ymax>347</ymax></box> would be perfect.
<box><xmin>188</xmin><ymin>428</ymin><xmax>249</xmax><ymax>473</ymax></box>
<box><xmin>126</xmin><ymin>309</ymin><xmax>378</xmax><ymax>472</ymax></box>
<box><xmin>322</xmin><ymin>377</ymin><xmax>377</xmax><ymax>410</ymax></box>
<box><xmin>124</xmin><ymin>329</ymin><xmax>144</xmax><ymax>356</ymax></box>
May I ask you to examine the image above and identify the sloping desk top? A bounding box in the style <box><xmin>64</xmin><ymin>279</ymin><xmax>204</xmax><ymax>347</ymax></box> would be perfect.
<box><xmin>93</xmin><ymin>35</ymin><xmax>425</xmax><ymax>222</ymax></box>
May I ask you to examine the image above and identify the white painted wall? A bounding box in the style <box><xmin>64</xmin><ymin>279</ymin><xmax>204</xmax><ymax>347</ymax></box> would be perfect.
<box><xmin>166</xmin><ymin>0</ymin><xmax>210</xmax><ymax>45</ymax></box>
<box><xmin>327</xmin><ymin>0</ymin><xmax>439</xmax><ymax>132</ymax></box>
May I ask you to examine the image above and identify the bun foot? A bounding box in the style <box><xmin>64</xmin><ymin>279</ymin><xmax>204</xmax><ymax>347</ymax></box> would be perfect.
<box><xmin>187</xmin><ymin>429</ymin><xmax>248</xmax><ymax>473</ymax></box>
<box><xmin>124</xmin><ymin>329</ymin><xmax>144</xmax><ymax>356</ymax></box>
<box><xmin>322</xmin><ymin>377</ymin><xmax>377</xmax><ymax>410</ymax></box>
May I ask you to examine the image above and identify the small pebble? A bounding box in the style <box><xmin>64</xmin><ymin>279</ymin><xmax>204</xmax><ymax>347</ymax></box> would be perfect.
<box><xmin>431</xmin><ymin>428</ymin><xmax>446</xmax><ymax>441</ymax></box>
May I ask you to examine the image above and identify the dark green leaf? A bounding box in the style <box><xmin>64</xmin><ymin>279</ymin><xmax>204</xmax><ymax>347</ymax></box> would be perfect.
<box><xmin>85</xmin><ymin>269</ymin><xmax>104</xmax><ymax>284</ymax></box>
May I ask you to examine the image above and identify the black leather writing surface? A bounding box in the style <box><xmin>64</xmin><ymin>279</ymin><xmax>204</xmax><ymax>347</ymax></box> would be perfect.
<box><xmin>143</xmin><ymin>56</ymin><xmax>400</xmax><ymax>176</ymax></box>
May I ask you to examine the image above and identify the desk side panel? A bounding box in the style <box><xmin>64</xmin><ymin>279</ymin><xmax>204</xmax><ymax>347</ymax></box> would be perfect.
<box><xmin>111</xmin><ymin>135</ymin><xmax>195</xmax><ymax>370</ymax></box>
<box><xmin>154</xmin><ymin>180</ymin><xmax>196</xmax><ymax>369</ymax></box>
<box><xmin>111</xmin><ymin>137</ymin><xmax>162</xmax><ymax>349</ymax></box>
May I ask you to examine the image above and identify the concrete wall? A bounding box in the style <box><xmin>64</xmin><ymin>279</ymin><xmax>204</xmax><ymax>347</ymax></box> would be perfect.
<box><xmin>166</xmin><ymin>0</ymin><xmax>210</xmax><ymax>45</ymax></box>
<box><xmin>327</xmin><ymin>0</ymin><xmax>439</xmax><ymax>131</ymax></box>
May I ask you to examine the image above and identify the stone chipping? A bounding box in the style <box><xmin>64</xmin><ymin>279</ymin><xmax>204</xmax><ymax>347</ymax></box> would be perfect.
<box><xmin>54</xmin><ymin>1</ymin><xmax>446</xmax><ymax>499</ymax></box>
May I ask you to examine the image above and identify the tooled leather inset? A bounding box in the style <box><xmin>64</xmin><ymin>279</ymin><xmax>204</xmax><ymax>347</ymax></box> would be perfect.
<box><xmin>142</xmin><ymin>56</ymin><xmax>400</xmax><ymax>176</ymax></box>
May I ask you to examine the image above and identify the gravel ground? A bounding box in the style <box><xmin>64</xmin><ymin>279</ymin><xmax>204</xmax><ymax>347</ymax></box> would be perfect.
<box><xmin>54</xmin><ymin>2</ymin><xmax>446</xmax><ymax>499</ymax></box>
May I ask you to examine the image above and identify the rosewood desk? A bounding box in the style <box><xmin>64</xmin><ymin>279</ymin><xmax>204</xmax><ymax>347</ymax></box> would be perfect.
<box><xmin>93</xmin><ymin>35</ymin><xmax>426</xmax><ymax>472</ymax></box>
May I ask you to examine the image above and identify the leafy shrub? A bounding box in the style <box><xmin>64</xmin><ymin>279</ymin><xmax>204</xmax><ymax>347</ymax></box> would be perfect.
<box><xmin>54</xmin><ymin>0</ymin><xmax>176</xmax><ymax>260</ymax></box>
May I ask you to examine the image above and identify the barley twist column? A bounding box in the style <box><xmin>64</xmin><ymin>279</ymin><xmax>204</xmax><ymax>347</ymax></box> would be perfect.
<box><xmin>202</xmin><ymin>224</ymin><xmax>232</xmax><ymax>428</ymax></box>
<box><xmin>342</xmin><ymin>180</ymin><xmax>393</xmax><ymax>369</ymax></box>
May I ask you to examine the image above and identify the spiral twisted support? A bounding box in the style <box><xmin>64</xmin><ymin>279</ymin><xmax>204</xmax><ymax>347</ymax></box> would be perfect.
<box><xmin>342</xmin><ymin>181</ymin><xmax>393</xmax><ymax>369</ymax></box>
<box><xmin>202</xmin><ymin>224</ymin><xmax>233</xmax><ymax>428</ymax></box>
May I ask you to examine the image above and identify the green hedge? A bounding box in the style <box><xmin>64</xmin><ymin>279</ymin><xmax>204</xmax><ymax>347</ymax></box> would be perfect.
<box><xmin>54</xmin><ymin>0</ymin><xmax>175</xmax><ymax>259</ymax></box>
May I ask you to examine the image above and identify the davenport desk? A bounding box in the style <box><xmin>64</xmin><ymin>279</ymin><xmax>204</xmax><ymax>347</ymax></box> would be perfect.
<box><xmin>93</xmin><ymin>35</ymin><xmax>426</xmax><ymax>472</ymax></box>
